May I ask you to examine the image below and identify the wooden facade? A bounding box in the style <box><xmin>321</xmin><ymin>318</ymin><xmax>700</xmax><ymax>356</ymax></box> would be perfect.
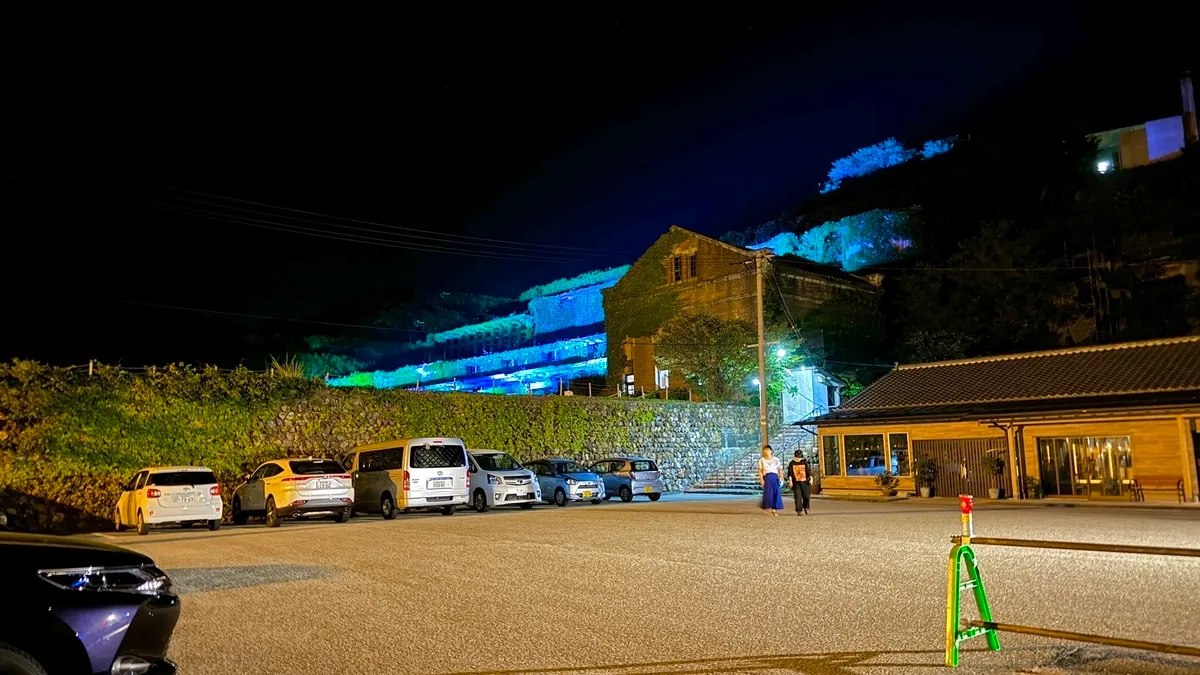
<box><xmin>817</xmin><ymin>414</ymin><xmax>1200</xmax><ymax>503</ymax></box>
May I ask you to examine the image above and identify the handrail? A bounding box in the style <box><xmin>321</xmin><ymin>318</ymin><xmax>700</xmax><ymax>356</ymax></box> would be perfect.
<box><xmin>950</xmin><ymin>536</ymin><xmax>1200</xmax><ymax>558</ymax></box>
<box><xmin>945</xmin><ymin>495</ymin><xmax>1200</xmax><ymax>668</ymax></box>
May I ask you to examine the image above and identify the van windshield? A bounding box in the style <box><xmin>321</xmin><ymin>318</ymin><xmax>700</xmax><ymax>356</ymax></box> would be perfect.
<box><xmin>411</xmin><ymin>445</ymin><xmax>466</xmax><ymax>468</ymax></box>
<box><xmin>474</xmin><ymin>453</ymin><xmax>523</xmax><ymax>471</ymax></box>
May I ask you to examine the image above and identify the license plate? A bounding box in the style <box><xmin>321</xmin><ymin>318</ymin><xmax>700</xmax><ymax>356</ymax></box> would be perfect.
<box><xmin>177</xmin><ymin>494</ymin><xmax>197</xmax><ymax>503</ymax></box>
<box><xmin>514</xmin><ymin>488</ymin><xmax>527</xmax><ymax>495</ymax></box>
<box><xmin>429</xmin><ymin>478</ymin><xmax>452</xmax><ymax>489</ymax></box>
<box><xmin>644</xmin><ymin>486</ymin><xmax>653</xmax><ymax>493</ymax></box>
<box><xmin>581</xmin><ymin>491</ymin><xmax>593</xmax><ymax>498</ymax></box>
<box><xmin>313</xmin><ymin>480</ymin><xmax>333</xmax><ymax>489</ymax></box>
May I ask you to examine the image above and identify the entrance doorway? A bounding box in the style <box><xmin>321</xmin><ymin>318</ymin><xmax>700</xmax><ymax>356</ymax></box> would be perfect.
<box><xmin>1037</xmin><ymin>436</ymin><xmax>1132</xmax><ymax>498</ymax></box>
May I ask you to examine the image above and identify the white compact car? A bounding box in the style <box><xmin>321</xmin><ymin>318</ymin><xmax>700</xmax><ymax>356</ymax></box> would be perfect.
<box><xmin>467</xmin><ymin>450</ymin><xmax>541</xmax><ymax>512</ymax></box>
<box><xmin>114</xmin><ymin>466</ymin><xmax>223</xmax><ymax>535</ymax></box>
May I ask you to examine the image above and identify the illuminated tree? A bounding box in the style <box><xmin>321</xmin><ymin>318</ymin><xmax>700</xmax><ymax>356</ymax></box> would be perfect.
<box><xmin>821</xmin><ymin>138</ymin><xmax>915</xmax><ymax>193</ymax></box>
<box><xmin>654</xmin><ymin>313</ymin><xmax>757</xmax><ymax>402</ymax></box>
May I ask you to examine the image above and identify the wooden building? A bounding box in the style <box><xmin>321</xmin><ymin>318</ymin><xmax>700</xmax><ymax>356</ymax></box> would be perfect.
<box><xmin>607</xmin><ymin>225</ymin><xmax>877</xmax><ymax>398</ymax></box>
<box><xmin>813</xmin><ymin>337</ymin><xmax>1200</xmax><ymax>502</ymax></box>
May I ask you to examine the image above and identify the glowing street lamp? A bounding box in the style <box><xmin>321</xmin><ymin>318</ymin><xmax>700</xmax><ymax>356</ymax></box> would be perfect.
<box><xmin>752</xmin><ymin>377</ymin><xmax>761</xmax><ymax>387</ymax></box>
<box><xmin>776</xmin><ymin>348</ymin><xmax>787</xmax><ymax>358</ymax></box>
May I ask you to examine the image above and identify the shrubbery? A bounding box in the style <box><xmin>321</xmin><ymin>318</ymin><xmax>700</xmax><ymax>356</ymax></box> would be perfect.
<box><xmin>0</xmin><ymin>360</ymin><xmax>705</xmax><ymax>532</ymax></box>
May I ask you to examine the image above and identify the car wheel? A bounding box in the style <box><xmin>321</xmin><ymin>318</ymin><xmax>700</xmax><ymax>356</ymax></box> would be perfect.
<box><xmin>648</xmin><ymin>493</ymin><xmax>662</xmax><ymax>502</ymax></box>
<box><xmin>440</xmin><ymin>504</ymin><xmax>456</xmax><ymax>516</ymax></box>
<box><xmin>265</xmin><ymin>497</ymin><xmax>280</xmax><ymax>528</ymax></box>
<box><xmin>231</xmin><ymin>497</ymin><xmax>248</xmax><ymax>525</ymax></box>
<box><xmin>336</xmin><ymin>508</ymin><xmax>351</xmax><ymax>523</ymax></box>
<box><xmin>381</xmin><ymin>493</ymin><xmax>396</xmax><ymax>520</ymax></box>
<box><xmin>136</xmin><ymin>510</ymin><xmax>149</xmax><ymax>536</ymax></box>
<box><xmin>113</xmin><ymin>509</ymin><xmax>125</xmax><ymax>532</ymax></box>
<box><xmin>473</xmin><ymin>489</ymin><xmax>490</xmax><ymax>513</ymax></box>
<box><xmin>0</xmin><ymin>642</ymin><xmax>49</xmax><ymax>675</ymax></box>
<box><xmin>207</xmin><ymin>519</ymin><xmax>221</xmax><ymax>531</ymax></box>
<box><xmin>619</xmin><ymin>485</ymin><xmax>633</xmax><ymax>503</ymax></box>
<box><xmin>554</xmin><ymin>488</ymin><xmax>567</xmax><ymax>507</ymax></box>
<box><xmin>519</xmin><ymin>503</ymin><xmax>535</xmax><ymax>509</ymax></box>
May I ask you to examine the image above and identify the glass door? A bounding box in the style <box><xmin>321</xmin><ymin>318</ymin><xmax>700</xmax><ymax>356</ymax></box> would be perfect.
<box><xmin>1038</xmin><ymin>438</ymin><xmax>1073</xmax><ymax>497</ymax></box>
<box><xmin>1038</xmin><ymin>436</ymin><xmax>1132</xmax><ymax>498</ymax></box>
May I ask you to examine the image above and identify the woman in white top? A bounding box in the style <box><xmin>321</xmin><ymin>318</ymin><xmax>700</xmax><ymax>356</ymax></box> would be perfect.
<box><xmin>757</xmin><ymin>444</ymin><xmax>784</xmax><ymax>515</ymax></box>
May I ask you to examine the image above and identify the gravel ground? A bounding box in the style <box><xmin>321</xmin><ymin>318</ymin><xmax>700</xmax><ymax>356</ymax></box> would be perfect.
<box><xmin>99</xmin><ymin>496</ymin><xmax>1200</xmax><ymax>675</ymax></box>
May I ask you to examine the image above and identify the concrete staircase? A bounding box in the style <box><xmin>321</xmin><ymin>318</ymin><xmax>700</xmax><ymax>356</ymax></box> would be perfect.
<box><xmin>686</xmin><ymin>424</ymin><xmax>816</xmax><ymax>494</ymax></box>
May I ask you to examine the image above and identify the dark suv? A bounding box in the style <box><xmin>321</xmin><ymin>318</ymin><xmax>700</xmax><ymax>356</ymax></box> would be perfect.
<box><xmin>0</xmin><ymin>532</ymin><xmax>180</xmax><ymax>675</ymax></box>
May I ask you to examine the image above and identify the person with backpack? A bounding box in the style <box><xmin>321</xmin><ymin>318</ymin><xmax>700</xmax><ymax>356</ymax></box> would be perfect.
<box><xmin>786</xmin><ymin>449</ymin><xmax>812</xmax><ymax>515</ymax></box>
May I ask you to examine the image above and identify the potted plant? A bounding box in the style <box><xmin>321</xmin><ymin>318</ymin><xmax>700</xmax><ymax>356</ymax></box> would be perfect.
<box><xmin>1023</xmin><ymin>475</ymin><xmax>1042</xmax><ymax>499</ymax></box>
<box><xmin>981</xmin><ymin>454</ymin><xmax>1006</xmax><ymax>499</ymax></box>
<box><xmin>916</xmin><ymin>458</ymin><xmax>938</xmax><ymax>498</ymax></box>
<box><xmin>875</xmin><ymin>471</ymin><xmax>899</xmax><ymax>497</ymax></box>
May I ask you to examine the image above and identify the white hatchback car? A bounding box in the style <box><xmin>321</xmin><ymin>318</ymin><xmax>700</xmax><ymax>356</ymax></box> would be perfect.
<box><xmin>467</xmin><ymin>450</ymin><xmax>541</xmax><ymax>512</ymax></box>
<box><xmin>114</xmin><ymin>466</ymin><xmax>223</xmax><ymax>535</ymax></box>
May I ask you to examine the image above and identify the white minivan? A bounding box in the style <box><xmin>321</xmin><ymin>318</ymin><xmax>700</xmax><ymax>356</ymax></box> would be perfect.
<box><xmin>344</xmin><ymin>437</ymin><xmax>469</xmax><ymax>517</ymax></box>
<box><xmin>467</xmin><ymin>450</ymin><xmax>541</xmax><ymax>512</ymax></box>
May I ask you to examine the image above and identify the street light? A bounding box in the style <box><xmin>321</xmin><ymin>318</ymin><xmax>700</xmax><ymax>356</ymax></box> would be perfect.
<box><xmin>776</xmin><ymin>348</ymin><xmax>787</xmax><ymax>358</ymax></box>
<box><xmin>752</xmin><ymin>377</ymin><xmax>761</xmax><ymax>387</ymax></box>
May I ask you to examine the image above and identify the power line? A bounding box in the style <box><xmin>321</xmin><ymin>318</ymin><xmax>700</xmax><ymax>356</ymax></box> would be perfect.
<box><xmin>26</xmin><ymin>289</ymin><xmax>439</xmax><ymax>334</ymax></box>
<box><xmin>6</xmin><ymin>164</ymin><xmax>633</xmax><ymax>255</ymax></box>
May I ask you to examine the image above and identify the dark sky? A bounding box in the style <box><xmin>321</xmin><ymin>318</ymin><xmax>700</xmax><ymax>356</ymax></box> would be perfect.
<box><xmin>2</xmin><ymin>6</ymin><xmax>1191</xmax><ymax>367</ymax></box>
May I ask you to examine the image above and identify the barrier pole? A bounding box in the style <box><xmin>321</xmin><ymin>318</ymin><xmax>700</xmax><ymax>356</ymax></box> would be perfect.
<box><xmin>945</xmin><ymin>495</ymin><xmax>1000</xmax><ymax>667</ymax></box>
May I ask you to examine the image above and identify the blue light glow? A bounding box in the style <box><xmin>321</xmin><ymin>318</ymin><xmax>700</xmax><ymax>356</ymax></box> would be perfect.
<box><xmin>821</xmin><ymin>136</ymin><xmax>957</xmax><ymax>193</ymax></box>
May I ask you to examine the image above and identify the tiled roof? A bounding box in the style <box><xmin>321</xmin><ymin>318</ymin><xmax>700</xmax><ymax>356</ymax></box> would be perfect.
<box><xmin>817</xmin><ymin>337</ymin><xmax>1200</xmax><ymax>424</ymax></box>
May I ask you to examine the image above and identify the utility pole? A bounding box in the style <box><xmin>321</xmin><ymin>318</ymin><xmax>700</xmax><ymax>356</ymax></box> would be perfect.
<box><xmin>755</xmin><ymin>251</ymin><xmax>770</xmax><ymax>450</ymax></box>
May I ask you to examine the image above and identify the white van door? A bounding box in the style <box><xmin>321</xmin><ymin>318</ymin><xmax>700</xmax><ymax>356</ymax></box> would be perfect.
<box><xmin>408</xmin><ymin>441</ymin><xmax>468</xmax><ymax>504</ymax></box>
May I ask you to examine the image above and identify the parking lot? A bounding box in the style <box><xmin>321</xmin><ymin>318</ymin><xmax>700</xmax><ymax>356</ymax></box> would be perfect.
<box><xmin>100</xmin><ymin>496</ymin><xmax>1200</xmax><ymax>674</ymax></box>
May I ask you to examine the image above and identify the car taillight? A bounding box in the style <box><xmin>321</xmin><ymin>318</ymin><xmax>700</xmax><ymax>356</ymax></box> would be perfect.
<box><xmin>282</xmin><ymin>476</ymin><xmax>309</xmax><ymax>482</ymax></box>
<box><xmin>334</xmin><ymin>474</ymin><xmax>351</xmax><ymax>480</ymax></box>
<box><xmin>146</xmin><ymin>488</ymin><xmax>161</xmax><ymax>498</ymax></box>
<box><xmin>210</xmin><ymin>485</ymin><xmax>221</xmax><ymax>496</ymax></box>
<box><xmin>403</xmin><ymin>470</ymin><xmax>410</xmax><ymax>491</ymax></box>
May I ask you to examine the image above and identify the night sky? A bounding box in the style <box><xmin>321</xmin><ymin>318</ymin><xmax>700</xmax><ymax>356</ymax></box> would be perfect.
<box><xmin>2</xmin><ymin>7</ymin><xmax>1191</xmax><ymax>367</ymax></box>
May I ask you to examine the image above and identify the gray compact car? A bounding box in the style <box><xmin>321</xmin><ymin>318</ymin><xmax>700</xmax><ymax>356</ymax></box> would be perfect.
<box><xmin>590</xmin><ymin>456</ymin><xmax>666</xmax><ymax>502</ymax></box>
<box><xmin>525</xmin><ymin>458</ymin><xmax>605</xmax><ymax>507</ymax></box>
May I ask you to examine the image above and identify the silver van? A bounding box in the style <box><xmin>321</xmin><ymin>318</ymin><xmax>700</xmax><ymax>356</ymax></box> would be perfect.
<box><xmin>343</xmin><ymin>438</ymin><xmax>469</xmax><ymax>517</ymax></box>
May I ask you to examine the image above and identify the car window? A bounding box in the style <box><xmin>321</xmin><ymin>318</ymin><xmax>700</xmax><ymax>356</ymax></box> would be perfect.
<box><xmin>134</xmin><ymin>471</ymin><xmax>149</xmax><ymax>490</ymax></box>
<box><xmin>593</xmin><ymin>461</ymin><xmax>611</xmax><ymax>474</ymax></box>
<box><xmin>125</xmin><ymin>473</ymin><xmax>140</xmax><ymax>491</ymax></box>
<box><xmin>289</xmin><ymin>459</ymin><xmax>345</xmax><ymax>475</ymax></box>
<box><xmin>250</xmin><ymin>464</ymin><xmax>270</xmax><ymax>480</ymax></box>
<box><xmin>410</xmin><ymin>444</ymin><xmax>466</xmax><ymax>469</ymax></box>
<box><xmin>148</xmin><ymin>471</ymin><xmax>217</xmax><ymax>486</ymax></box>
<box><xmin>631</xmin><ymin>460</ymin><xmax>657</xmax><ymax>472</ymax></box>
<box><xmin>360</xmin><ymin>449</ymin><xmax>402</xmax><ymax>472</ymax></box>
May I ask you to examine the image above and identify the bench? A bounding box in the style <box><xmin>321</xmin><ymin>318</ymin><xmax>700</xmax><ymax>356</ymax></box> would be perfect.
<box><xmin>1130</xmin><ymin>476</ymin><xmax>1185</xmax><ymax>503</ymax></box>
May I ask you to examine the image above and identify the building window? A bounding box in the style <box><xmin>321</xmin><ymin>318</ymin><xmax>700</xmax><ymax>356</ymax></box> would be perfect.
<box><xmin>889</xmin><ymin>433</ymin><xmax>910</xmax><ymax>476</ymax></box>
<box><xmin>688</xmin><ymin>254</ymin><xmax>697</xmax><ymax>279</ymax></box>
<box><xmin>821</xmin><ymin>435</ymin><xmax>841</xmax><ymax>476</ymax></box>
<box><xmin>1037</xmin><ymin>436</ymin><xmax>1132</xmax><ymax>498</ymax></box>
<box><xmin>844</xmin><ymin>434</ymin><xmax>885</xmax><ymax>476</ymax></box>
<box><xmin>672</xmin><ymin>256</ymin><xmax>683</xmax><ymax>282</ymax></box>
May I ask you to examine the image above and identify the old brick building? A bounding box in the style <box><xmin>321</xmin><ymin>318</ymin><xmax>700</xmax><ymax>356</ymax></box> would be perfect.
<box><xmin>605</xmin><ymin>226</ymin><xmax>877</xmax><ymax>402</ymax></box>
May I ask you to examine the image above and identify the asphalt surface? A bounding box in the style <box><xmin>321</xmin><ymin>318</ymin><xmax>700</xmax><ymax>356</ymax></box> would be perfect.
<box><xmin>99</xmin><ymin>496</ymin><xmax>1200</xmax><ymax>674</ymax></box>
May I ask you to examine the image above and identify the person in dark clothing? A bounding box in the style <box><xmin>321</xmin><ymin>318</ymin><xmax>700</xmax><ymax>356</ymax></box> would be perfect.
<box><xmin>786</xmin><ymin>449</ymin><xmax>811</xmax><ymax>515</ymax></box>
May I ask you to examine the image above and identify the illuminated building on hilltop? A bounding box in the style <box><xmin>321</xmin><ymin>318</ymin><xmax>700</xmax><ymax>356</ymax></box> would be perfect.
<box><xmin>329</xmin><ymin>266</ymin><xmax>628</xmax><ymax>394</ymax></box>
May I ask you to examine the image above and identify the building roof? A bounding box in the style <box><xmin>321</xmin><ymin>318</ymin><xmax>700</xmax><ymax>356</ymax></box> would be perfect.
<box><xmin>666</xmin><ymin>225</ymin><xmax>875</xmax><ymax>289</ymax></box>
<box><xmin>815</xmin><ymin>336</ymin><xmax>1200</xmax><ymax>425</ymax></box>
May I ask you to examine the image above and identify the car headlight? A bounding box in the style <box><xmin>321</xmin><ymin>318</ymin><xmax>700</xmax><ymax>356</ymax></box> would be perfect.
<box><xmin>39</xmin><ymin>565</ymin><xmax>171</xmax><ymax>595</ymax></box>
<box><xmin>565</xmin><ymin>477</ymin><xmax>578</xmax><ymax>485</ymax></box>
<box><xmin>487</xmin><ymin>474</ymin><xmax>502</xmax><ymax>485</ymax></box>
